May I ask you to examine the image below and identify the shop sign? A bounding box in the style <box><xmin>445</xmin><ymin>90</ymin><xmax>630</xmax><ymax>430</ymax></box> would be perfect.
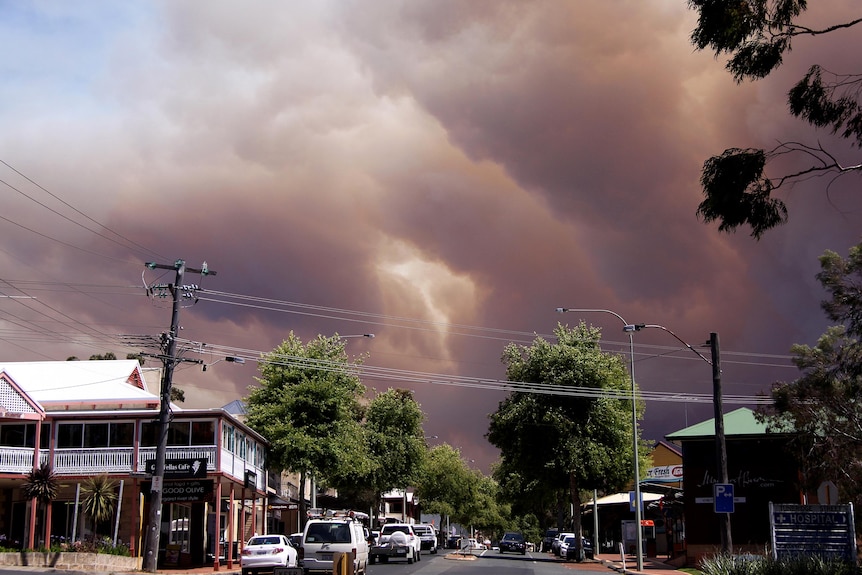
<box><xmin>143</xmin><ymin>479</ymin><xmax>213</xmax><ymax>503</ymax></box>
<box><xmin>145</xmin><ymin>458</ymin><xmax>208</xmax><ymax>478</ymax></box>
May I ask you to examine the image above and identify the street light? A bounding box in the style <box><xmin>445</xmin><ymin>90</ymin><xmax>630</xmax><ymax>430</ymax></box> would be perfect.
<box><xmin>202</xmin><ymin>356</ymin><xmax>246</xmax><ymax>371</ymax></box>
<box><xmin>556</xmin><ymin>308</ymin><xmax>644</xmax><ymax>571</ymax></box>
<box><xmin>628</xmin><ymin>324</ymin><xmax>731</xmax><ymax>555</ymax></box>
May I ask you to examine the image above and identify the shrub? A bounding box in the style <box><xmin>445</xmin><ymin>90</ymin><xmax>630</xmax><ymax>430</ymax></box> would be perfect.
<box><xmin>699</xmin><ymin>553</ymin><xmax>860</xmax><ymax>575</ymax></box>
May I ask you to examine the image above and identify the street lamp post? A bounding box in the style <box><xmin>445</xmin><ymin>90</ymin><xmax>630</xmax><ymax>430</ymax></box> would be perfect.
<box><xmin>556</xmin><ymin>308</ymin><xmax>644</xmax><ymax>571</ymax></box>
<box><xmin>628</xmin><ymin>324</ymin><xmax>732</xmax><ymax>555</ymax></box>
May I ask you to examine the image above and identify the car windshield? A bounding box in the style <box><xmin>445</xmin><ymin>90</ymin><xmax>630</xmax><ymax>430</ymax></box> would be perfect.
<box><xmin>249</xmin><ymin>536</ymin><xmax>283</xmax><ymax>546</ymax></box>
<box><xmin>306</xmin><ymin>523</ymin><xmax>351</xmax><ymax>543</ymax></box>
<box><xmin>564</xmin><ymin>536</ymin><xmax>576</xmax><ymax>544</ymax></box>
<box><xmin>503</xmin><ymin>533</ymin><xmax>523</xmax><ymax>541</ymax></box>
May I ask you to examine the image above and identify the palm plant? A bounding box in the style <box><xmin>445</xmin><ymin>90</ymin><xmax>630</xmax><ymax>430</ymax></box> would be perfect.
<box><xmin>80</xmin><ymin>475</ymin><xmax>117</xmax><ymax>538</ymax></box>
<box><xmin>22</xmin><ymin>463</ymin><xmax>60</xmax><ymax>547</ymax></box>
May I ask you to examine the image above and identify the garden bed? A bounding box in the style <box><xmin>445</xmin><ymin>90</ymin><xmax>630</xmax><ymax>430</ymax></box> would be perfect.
<box><xmin>0</xmin><ymin>551</ymin><xmax>142</xmax><ymax>571</ymax></box>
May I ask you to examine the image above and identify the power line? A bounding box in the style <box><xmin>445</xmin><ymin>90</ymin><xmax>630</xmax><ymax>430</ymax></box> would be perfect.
<box><xmin>0</xmin><ymin>159</ymin><xmax>165</xmax><ymax>261</ymax></box>
<box><xmin>177</xmin><ymin>337</ymin><xmax>774</xmax><ymax>406</ymax></box>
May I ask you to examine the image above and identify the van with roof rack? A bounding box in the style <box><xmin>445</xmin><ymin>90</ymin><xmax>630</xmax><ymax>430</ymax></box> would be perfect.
<box><xmin>301</xmin><ymin>509</ymin><xmax>369</xmax><ymax>574</ymax></box>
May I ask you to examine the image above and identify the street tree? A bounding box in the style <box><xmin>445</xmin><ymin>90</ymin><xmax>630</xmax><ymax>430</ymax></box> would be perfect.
<box><xmin>336</xmin><ymin>388</ymin><xmax>426</xmax><ymax>521</ymax></box>
<box><xmin>487</xmin><ymin>322</ymin><xmax>648</xmax><ymax>561</ymax></box>
<box><xmin>688</xmin><ymin>0</ymin><xmax>862</xmax><ymax>238</ymax></box>
<box><xmin>415</xmin><ymin>444</ymin><xmax>477</xmax><ymax>526</ymax></box>
<box><xmin>245</xmin><ymin>333</ymin><xmax>369</xmax><ymax>527</ymax></box>
<box><xmin>761</xmin><ymin>241</ymin><xmax>862</xmax><ymax>509</ymax></box>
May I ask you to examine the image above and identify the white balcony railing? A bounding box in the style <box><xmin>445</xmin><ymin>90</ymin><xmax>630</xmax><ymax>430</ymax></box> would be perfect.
<box><xmin>52</xmin><ymin>447</ymin><xmax>135</xmax><ymax>474</ymax></box>
<box><xmin>0</xmin><ymin>447</ymin><xmax>40</xmax><ymax>474</ymax></box>
<box><xmin>0</xmin><ymin>445</ymin><xmax>263</xmax><ymax>486</ymax></box>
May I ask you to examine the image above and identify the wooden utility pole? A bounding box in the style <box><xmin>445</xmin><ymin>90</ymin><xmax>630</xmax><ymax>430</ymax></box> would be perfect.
<box><xmin>142</xmin><ymin>260</ymin><xmax>215</xmax><ymax>572</ymax></box>
<box><xmin>710</xmin><ymin>332</ymin><xmax>732</xmax><ymax>554</ymax></box>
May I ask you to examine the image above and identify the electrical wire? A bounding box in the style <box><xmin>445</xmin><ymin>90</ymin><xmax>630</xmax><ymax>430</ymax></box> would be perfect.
<box><xmin>0</xmin><ymin>159</ymin><xmax>166</xmax><ymax>261</ymax></box>
<box><xmin>176</xmin><ymin>337</ymin><xmax>774</xmax><ymax>406</ymax></box>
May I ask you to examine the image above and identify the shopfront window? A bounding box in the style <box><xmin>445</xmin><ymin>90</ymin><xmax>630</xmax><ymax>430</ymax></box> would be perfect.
<box><xmin>169</xmin><ymin>504</ymin><xmax>191</xmax><ymax>552</ymax></box>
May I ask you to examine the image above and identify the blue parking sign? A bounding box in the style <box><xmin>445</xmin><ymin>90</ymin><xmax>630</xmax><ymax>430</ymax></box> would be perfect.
<box><xmin>714</xmin><ymin>483</ymin><xmax>735</xmax><ymax>513</ymax></box>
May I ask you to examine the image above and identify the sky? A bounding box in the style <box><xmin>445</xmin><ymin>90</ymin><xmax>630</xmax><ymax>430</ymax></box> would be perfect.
<box><xmin>1</xmin><ymin>0</ymin><xmax>861</xmax><ymax>474</ymax></box>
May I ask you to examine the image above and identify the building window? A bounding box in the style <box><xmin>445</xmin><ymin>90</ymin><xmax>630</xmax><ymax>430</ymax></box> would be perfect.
<box><xmin>110</xmin><ymin>422</ymin><xmax>134</xmax><ymax>447</ymax></box>
<box><xmin>223</xmin><ymin>425</ymin><xmax>234</xmax><ymax>452</ymax></box>
<box><xmin>84</xmin><ymin>423</ymin><xmax>109</xmax><ymax>448</ymax></box>
<box><xmin>59</xmin><ymin>422</ymin><xmax>135</xmax><ymax>448</ymax></box>
<box><xmin>0</xmin><ymin>423</ymin><xmax>44</xmax><ymax>447</ymax></box>
<box><xmin>191</xmin><ymin>421</ymin><xmax>215</xmax><ymax>445</ymax></box>
<box><xmin>167</xmin><ymin>422</ymin><xmax>191</xmax><ymax>446</ymax></box>
<box><xmin>57</xmin><ymin>423</ymin><xmax>84</xmax><ymax>449</ymax></box>
<box><xmin>142</xmin><ymin>420</ymin><xmax>215</xmax><ymax>447</ymax></box>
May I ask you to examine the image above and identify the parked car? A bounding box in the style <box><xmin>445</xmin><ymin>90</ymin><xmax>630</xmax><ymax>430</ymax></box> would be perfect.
<box><xmin>541</xmin><ymin>528</ymin><xmax>558</xmax><ymax>552</ymax></box>
<box><xmin>240</xmin><ymin>534</ymin><xmax>298</xmax><ymax>575</ymax></box>
<box><xmin>558</xmin><ymin>535</ymin><xmax>576</xmax><ymax>559</ymax></box>
<box><xmin>369</xmin><ymin>523</ymin><xmax>422</xmax><ymax>564</ymax></box>
<box><xmin>288</xmin><ymin>532</ymin><xmax>302</xmax><ymax>549</ymax></box>
<box><xmin>498</xmin><ymin>532</ymin><xmax>527</xmax><ymax>555</ymax></box>
<box><xmin>564</xmin><ymin>536</ymin><xmax>594</xmax><ymax>561</ymax></box>
<box><xmin>446</xmin><ymin>535</ymin><xmax>462</xmax><ymax>549</ymax></box>
<box><xmin>552</xmin><ymin>532</ymin><xmax>574</xmax><ymax>556</ymax></box>
<box><xmin>302</xmin><ymin>510</ymin><xmax>369</xmax><ymax>574</ymax></box>
<box><xmin>412</xmin><ymin>524</ymin><xmax>438</xmax><ymax>554</ymax></box>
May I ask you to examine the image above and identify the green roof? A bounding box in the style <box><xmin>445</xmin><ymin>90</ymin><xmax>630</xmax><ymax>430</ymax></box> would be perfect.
<box><xmin>666</xmin><ymin>407</ymin><xmax>772</xmax><ymax>440</ymax></box>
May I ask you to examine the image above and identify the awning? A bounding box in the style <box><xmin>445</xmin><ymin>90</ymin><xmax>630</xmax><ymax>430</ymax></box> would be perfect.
<box><xmin>267</xmin><ymin>494</ymin><xmax>297</xmax><ymax>510</ymax></box>
<box><xmin>582</xmin><ymin>492</ymin><xmax>664</xmax><ymax>507</ymax></box>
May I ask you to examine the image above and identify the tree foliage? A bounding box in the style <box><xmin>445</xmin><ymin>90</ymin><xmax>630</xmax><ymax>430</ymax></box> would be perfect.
<box><xmin>22</xmin><ymin>463</ymin><xmax>60</xmax><ymax>547</ymax></box>
<box><xmin>336</xmin><ymin>388</ymin><xmax>426</xmax><ymax>517</ymax></box>
<box><xmin>81</xmin><ymin>475</ymin><xmax>118</xmax><ymax>536</ymax></box>
<box><xmin>760</xmin><ymin>241</ymin><xmax>862</xmax><ymax>508</ymax></box>
<box><xmin>487</xmin><ymin>323</ymin><xmax>648</xmax><ymax>560</ymax></box>
<box><xmin>688</xmin><ymin>0</ymin><xmax>862</xmax><ymax>238</ymax></box>
<box><xmin>244</xmin><ymin>332</ymin><xmax>369</xmax><ymax>527</ymax></box>
<box><xmin>414</xmin><ymin>444</ymin><xmax>482</xmax><ymax>526</ymax></box>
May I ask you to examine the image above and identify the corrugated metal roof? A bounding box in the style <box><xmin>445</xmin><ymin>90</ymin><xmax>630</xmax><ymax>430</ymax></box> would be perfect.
<box><xmin>0</xmin><ymin>360</ymin><xmax>157</xmax><ymax>406</ymax></box>
<box><xmin>665</xmin><ymin>407</ymin><xmax>772</xmax><ymax>440</ymax></box>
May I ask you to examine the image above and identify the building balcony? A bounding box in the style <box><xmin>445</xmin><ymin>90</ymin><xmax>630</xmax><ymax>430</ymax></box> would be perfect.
<box><xmin>0</xmin><ymin>445</ymin><xmax>265</xmax><ymax>490</ymax></box>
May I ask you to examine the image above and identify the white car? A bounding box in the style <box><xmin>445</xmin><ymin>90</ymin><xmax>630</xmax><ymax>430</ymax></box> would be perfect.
<box><xmin>240</xmin><ymin>534</ymin><xmax>298</xmax><ymax>575</ymax></box>
<box><xmin>370</xmin><ymin>523</ymin><xmax>422</xmax><ymax>564</ymax></box>
<box><xmin>467</xmin><ymin>537</ymin><xmax>486</xmax><ymax>550</ymax></box>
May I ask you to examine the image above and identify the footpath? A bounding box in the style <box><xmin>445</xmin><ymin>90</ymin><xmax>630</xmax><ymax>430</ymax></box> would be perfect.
<box><xmin>592</xmin><ymin>552</ymin><xmax>687</xmax><ymax>575</ymax></box>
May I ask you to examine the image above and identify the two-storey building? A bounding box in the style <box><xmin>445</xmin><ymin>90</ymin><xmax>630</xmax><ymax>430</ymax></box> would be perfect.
<box><xmin>0</xmin><ymin>360</ymin><xmax>267</xmax><ymax>569</ymax></box>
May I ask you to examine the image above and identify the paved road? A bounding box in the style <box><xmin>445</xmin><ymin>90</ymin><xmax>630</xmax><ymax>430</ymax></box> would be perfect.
<box><xmin>367</xmin><ymin>549</ymin><xmax>607</xmax><ymax>575</ymax></box>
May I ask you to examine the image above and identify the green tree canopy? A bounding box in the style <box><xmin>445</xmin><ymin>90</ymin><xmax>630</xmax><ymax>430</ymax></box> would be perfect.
<box><xmin>244</xmin><ymin>332</ymin><xmax>369</xmax><ymax>527</ymax></box>
<box><xmin>415</xmin><ymin>444</ymin><xmax>478</xmax><ymax>525</ymax></box>
<box><xmin>761</xmin><ymin>241</ymin><xmax>862</xmax><ymax>510</ymax></box>
<box><xmin>336</xmin><ymin>388</ymin><xmax>426</xmax><ymax>518</ymax></box>
<box><xmin>688</xmin><ymin>0</ymin><xmax>862</xmax><ymax>238</ymax></box>
<box><xmin>487</xmin><ymin>322</ymin><xmax>648</xmax><ymax>560</ymax></box>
